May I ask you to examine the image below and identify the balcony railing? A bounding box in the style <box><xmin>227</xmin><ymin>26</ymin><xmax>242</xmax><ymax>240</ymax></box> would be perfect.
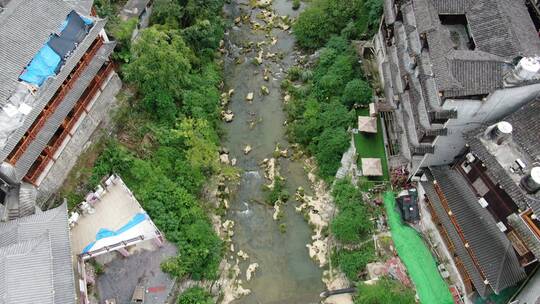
<box><xmin>7</xmin><ymin>37</ymin><xmax>104</xmax><ymax>165</ymax></box>
<box><xmin>23</xmin><ymin>60</ymin><xmax>114</xmax><ymax>185</ymax></box>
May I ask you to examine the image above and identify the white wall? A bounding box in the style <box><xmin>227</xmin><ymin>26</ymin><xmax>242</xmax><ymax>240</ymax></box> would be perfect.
<box><xmin>412</xmin><ymin>83</ymin><xmax>540</xmax><ymax>173</ymax></box>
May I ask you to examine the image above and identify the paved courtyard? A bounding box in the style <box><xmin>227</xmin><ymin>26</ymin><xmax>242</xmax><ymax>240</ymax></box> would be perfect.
<box><xmin>96</xmin><ymin>242</ymin><xmax>177</xmax><ymax>304</ymax></box>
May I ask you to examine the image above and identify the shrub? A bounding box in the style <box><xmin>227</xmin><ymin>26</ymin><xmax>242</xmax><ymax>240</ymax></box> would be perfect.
<box><xmin>332</xmin><ymin>244</ymin><xmax>376</xmax><ymax>281</ymax></box>
<box><xmin>342</xmin><ymin>79</ymin><xmax>373</xmax><ymax>108</ymax></box>
<box><xmin>110</xmin><ymin>18</ymin><xmax>138</xmax><ymax>63</ymax></box>
<box><xmin>355</xmin><ymin>277</ymin><xmax>416</xmax><ymax>304</ymax></box>
<box><xmin>292</xmin><ymin>0</ymin><xmax>301</xmax><ymax>10</ymax></box>
<box><xmin>177</xmin><ymin>287</ymin><xmax>214</xmax><ymax>304</ymax></box>
<box><xmin>287</xmin><ymin>66</ymin><xmax>303</xmax><ymax>81</ymax></box>
<box><xmin>331</xmin><ymin>206</ymin><xmax>372</xmax><ymax>244</ymax></box>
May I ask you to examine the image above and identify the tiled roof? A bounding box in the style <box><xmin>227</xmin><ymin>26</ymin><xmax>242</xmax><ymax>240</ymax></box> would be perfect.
<box><xmin>424</xmin><ymin>166</ymin><xmax>526</xmax><ymax>296</ymax></box>
<box><xmin>430</xmin><ymin>0</ymin><xmax>471</xmax><ymax>14</ymax></box>
<box><xmin>407</xmin><ymin>0</ymin><xmax>540</xmax><ymax>98</ymax></box>
<box><xmin>507</xmin><ymin>213</ymin><xmax>540</xmax><ymax>260</ymax></box>
<box><xmin>465</xmin><ymin>99</ymin><xmax>540</xmax><ymax>214</ymax></box>
<box><xmin>421</xmin><ymin>175</ymin><xmax>489</xmax><ymax>297</ymax></box>
<box><xmin>0</xmin><ymin>0</ymin><xmax>74</xmax><ymax>103</ymax></box>
<box><xmin>0</xmin><ymin>203</ymin><xmax>76</xmax><ymax>304</ymax></box>
<box><xmin>0</xmin><ymin>18</ymin><xmax>106</xmax><ymax>163</ymax></box>
<box><xmin>63</xmin><ymin>0</ymin><xmax>93</xmax><ymax>15</ymax></box>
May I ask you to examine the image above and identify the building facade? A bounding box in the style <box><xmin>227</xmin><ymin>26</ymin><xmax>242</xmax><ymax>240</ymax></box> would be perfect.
<box><xmin>420</xmin><ymin>99</ymin><xmax>540</xmax><ymax>299</ymax></box>
<box><xmin>374</xmin><ymin>0</ymin><xmax>540</xmax><ymax>177</ymax></box>
<box><xmin>0</xmin><ymin>0</ymin><xmax>121</xmax><ymax>221</ymax></box>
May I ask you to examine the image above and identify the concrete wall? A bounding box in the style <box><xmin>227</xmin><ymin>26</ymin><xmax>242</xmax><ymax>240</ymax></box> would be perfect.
<box><xmin>36</xmin><ymin>73</ymin><xmax>122</xmax><ymax>206</ymax></box>
<box><xmin>412</xmin><ymin>82</ymin><xmax>540</xmax><ymax>174</ymax></box>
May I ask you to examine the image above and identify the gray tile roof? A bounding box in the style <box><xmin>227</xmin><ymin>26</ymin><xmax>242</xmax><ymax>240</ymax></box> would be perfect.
<box><xmin>507</xmin><ymin>213</ymin><xmax>540</xmax><ymax>260</ymax></box>
<box><xmin>421</xmin><ymin>175</ymin><xmax>489</xmax><ymax>297</ymax></box>
<box><xmin>121</xmin><ymin>0</ymin><xmax>150</xmax><ymax>18</ymax></box>
<box><xmin>405</xmin><ymin>0</ymin><xmax>540</xmax><ymax>98</ymax></box>
<box><xmin>0</xmin><ymin>18</ymin><xmax>106</xmax><ymax>164</ymax></box>
<box><xmin>63</xmin><ymin>0</ymin><xmax>93</xmax><ymax>15</ymax></box>
<box><xmin>383</xmin><ymin>0</ymin><xmax>395</xmax><ymax>25</ymax></box>
<box><xmin>0</xmin><ymin>0</ymin><xmax>74</xmax><ymax>103</ymax></box>
<box><xmin>424</xmin><ymin>166</ymin><xmax>526</xmax><ymax>296</ymax></box>
<box><xmin>0</xmin><ymin>203</ymin><xmax>75</xmax><ymax>304</ymax></box>
<box><xmin>465</xmin><ymin>99</ymin><xmax>540</xmax><ymax>214</ymax></box>
<box><xmin>430</xmin><ymin>0</ymin><xmax>470</xmax><ymax>14</ymax></box>
<box><xmin>0</xmin><ymin>0</ymin><xmax>103</xmax><ymax>163</ymax></box>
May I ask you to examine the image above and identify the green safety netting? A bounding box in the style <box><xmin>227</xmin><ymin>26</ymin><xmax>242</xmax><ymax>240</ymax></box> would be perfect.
<box><xmin>383</xmin><ymin>191</ymin><xmax>453</xmax><ymax>304</ymax></box>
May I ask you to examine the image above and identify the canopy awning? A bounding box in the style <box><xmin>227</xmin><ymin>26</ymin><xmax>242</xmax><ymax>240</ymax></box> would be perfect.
<box><xmin>358</xmin><ymin>116</ymin><xmax>377</xmax><ymax>133</ymax></box>
<box><xmin>361</xmin><ymin>158</ymin><xmax>383</xmax><ymax>176</ymax></box>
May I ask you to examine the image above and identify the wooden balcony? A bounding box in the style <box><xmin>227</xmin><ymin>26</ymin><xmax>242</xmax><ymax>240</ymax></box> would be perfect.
<box><xmin>23</xmin><ymin>60</ymin><xmax>114</xmax><ymax>185</ymax></box>
<box><xmin>6</xmin><ymin>37</ymin><xmax>104</xmax><ymax>165</ymax></box>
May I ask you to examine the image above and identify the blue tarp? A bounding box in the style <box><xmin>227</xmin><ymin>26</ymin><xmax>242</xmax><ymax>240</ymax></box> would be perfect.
<box><xmin>19</xmin><ymin>44</ymin><xmax>62</xmax><ymax>86</ymax></box>
<box><xmin>82</xmin><ymin>213</ymin><xmax>149</xmax><ymax>253</ymax></box>
<box><xmin>19</xmin><ymin>10</ymin><xmax>93</xmax><ymax>87</ymax></box>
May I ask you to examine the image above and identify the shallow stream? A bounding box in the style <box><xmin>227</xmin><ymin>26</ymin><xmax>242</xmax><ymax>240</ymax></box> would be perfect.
<box><xmin>221</xmin><ymin>1</ymin><xmax>324</xmax><ymax>303</ymax></box>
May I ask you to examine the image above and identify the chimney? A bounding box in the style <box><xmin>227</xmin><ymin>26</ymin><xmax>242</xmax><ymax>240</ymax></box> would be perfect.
<box><xmin>520</xmin><ymin>167</ymin><xmax>540</xmax><ymax>194</ymax></box>
<box><xmin>486</xmin><ymin>121</ymin><xmax>513</xmax><ymax>145</ymax></box>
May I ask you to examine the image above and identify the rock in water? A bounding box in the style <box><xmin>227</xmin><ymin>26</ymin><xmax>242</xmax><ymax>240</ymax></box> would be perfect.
<box><xmin>222</xmin><ymin>110</ymin><xmax>235</xmax><ymax>122</ymax></box>
<box><xmin>261</xmin><ymin>85</ymin><xmax>269</xmax><ymax>95</ymax></box>
<box><xmin>220</xmin><ymin>153</ymin><xmax>230</xmax><ymax>165</ymax></box>
<box><xmin>244</xmin><ymin>145</ymin><xmax>252</xmax><ymax>155</ymax></box>
<box><xmin>246</xmin><ymin>92</ymin><xmax>254</xmax><ymax>102</ymax></box>
<box><xmin>246</xmin><ymin>263</ymin><xmax>259</xmax><ymax>281</ymax></box>
<box><xmin>237</xmin><ymin>250</ymin><xmax>249</xmax><ymax>260</ymax></box>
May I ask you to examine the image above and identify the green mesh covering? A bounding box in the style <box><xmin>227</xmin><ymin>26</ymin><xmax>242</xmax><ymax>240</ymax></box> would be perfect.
<box><xmin>384</xmin><ymin>191</ymin><xmax>454</xmax><ymax>304</ymax></box>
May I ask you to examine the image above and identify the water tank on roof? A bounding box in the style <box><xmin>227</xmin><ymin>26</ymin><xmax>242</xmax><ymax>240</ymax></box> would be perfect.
<box><xmin>520</xmin><ymin>167</ymin><xmax>540</xmax><ymax>194</ymax></box>
<box><xmin>505</xmin><ymin>57</ymin><xmax>540</xmax><ymax>85</ymax></box>
<box><xmin>489</xmin><ymin>121</ymin><xmax>513</xmax><ymax>145</ymax></box>
<box><xmin>515</xmin><ymin>57</ymin><xmax>540</xmax><ymax>81</ymax></box>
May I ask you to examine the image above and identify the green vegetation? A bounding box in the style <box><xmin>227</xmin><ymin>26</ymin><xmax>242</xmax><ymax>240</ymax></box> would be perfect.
<box><xmin>177</xmin><ymin>287</ymin><xmax>214</xmax><ymax>304</ymax></box>
<box><xmin>86</xmin><ymin>0</ymin><xmax>227</xmax><ymax>281</ymax></box>
<box><xmin>89</xmin><ymin>259</ymin><xmax>105</xmax><ymax>275</ymax></box>
<box><xmin>265</xmin><ymin>177</ymin><xmax>289</xmax><ymax>205</ymax></box>
<box><xmin>285</xmin><ymin>36</ymin><xmax>371</xmax><ymax>181</ymax></box>
<box><xmin>329</xmin><ymin>180</ymin><xmax>377</xmax><ymax>280</ymax></box>
<box><xmin>293</xmin><ymin>0</ymin><xmax>383</xmax><ymax>50</ymax></box>
<box><xmin>355</xmin><ymin>277</ymin><xmax>416</xmax><ymax>304</ymax></box>
<box><xmin>292</xmin><ymin>0</ymin><xmax>301</xmax><ymax>10</ymax></box>
<box><xmin>110</xmin><ymin>18</ymin><xmax>138</xmax><ymax>63</ymax></box>
<box><xmin>331</xmin><ymin>243</ymin><xmax>376</xmax><ymax>281</ymax></box>
<box><xmin>330</xmin><ymin>179</ymin><xmax>372</xmax><ymax>244</ymax></box>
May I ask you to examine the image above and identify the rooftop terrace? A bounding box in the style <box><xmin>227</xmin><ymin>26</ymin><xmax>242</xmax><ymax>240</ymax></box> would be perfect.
<box><xmin>70</xmin><ymin>175</ymin><xmax>162</xmax><ymax>258</ymax></box>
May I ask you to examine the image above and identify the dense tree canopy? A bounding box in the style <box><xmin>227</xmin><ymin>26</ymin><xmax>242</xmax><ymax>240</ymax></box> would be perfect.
<box><xmin>123</xmin><ymin>28</ymin><xmax>193</xmax><ymax>120</ymax></box>
<box><xmin>285</xmin><ymin>37</ymin><xmax>368</xmax><ymax>180</ymax></box>
<box><xmin>88</xmin><ymin>0</ymin><xmax>226</xmax><ymax>281</ymax></box>
<box><xmin>293</xmin><ymin>0</ymin><xmax>383</xmax><ymax>49</ymax></box>
<box><xmin>342</xmin><ymin>79</ymin><xmax>373</xmax><ymax>107</ymax></box>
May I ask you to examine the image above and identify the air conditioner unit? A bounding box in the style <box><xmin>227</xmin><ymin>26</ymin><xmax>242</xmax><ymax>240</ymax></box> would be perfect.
<box><xmin>496</xmin><ymin>221</ymin><xmax>507</xmax><ymax>232</ymax></box>
<box><xmin>478</xmin><ymin>197</ymin><xmax>488</xmax><ymax>208</ymax></box>
<box><xmin>466</xmin><ymin>153</ymin><xmax>475</xmax><ymax>163</ymax></box>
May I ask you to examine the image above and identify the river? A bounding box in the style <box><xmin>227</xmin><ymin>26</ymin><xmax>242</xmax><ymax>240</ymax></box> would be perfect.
<box><xmin>221</xmin><ymin>0</ymin><xmax>325</xmax><ymax>303</ymax></box>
